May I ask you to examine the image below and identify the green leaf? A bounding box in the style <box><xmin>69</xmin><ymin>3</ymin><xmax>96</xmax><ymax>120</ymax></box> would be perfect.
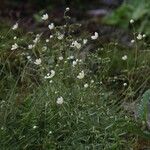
<box><xmin>103</xmin><ymin>4</ymin><xmax>132</xmax><ymax>28</ymax></box>
<box><xmin>132</xmin><ymin>4</ymin><xmax>149</xmax><ymax>20</ymax></box>
<box><xmin>137</xmin><ymin>89</ymin><xmax>150</xmax><ymax>121</ymax></box>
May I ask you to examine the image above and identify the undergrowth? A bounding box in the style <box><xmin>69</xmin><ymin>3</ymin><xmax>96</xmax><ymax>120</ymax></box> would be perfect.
<box><xmin>0</xmin><ymin>8</ymin><xmax>150</xmax><ymax>149</ymax></box>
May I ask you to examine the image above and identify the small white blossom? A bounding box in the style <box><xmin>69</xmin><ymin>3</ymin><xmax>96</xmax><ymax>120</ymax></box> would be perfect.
<box><xmin>79</xmin><ymin>59</ymin><xmax>82</xmax><ymax>63</ymax></box>
<box><xmin>44</xmin><ymin>70</ymin><xmax>55</xmax><ymax>79</ymax></box>
<box><xmin>46</xmin><ymin>39</ymin><xmax>49</xmax><ymax>43</ymax></box>
<box><xmin>57</xmin><ymin>97</ymin><xmax>64</xmax><ymax>105</ymax></box>
<box><xmin>12</xmin><ymin>23</ymin><xmax>18</xmax><ymax>30</ymax></box>
<box><xmin>34</xmin><ymin>58</ymin><xmax>42</xmax><ymax>65</ymax></box>
<box><xmin>130</xmin><ymin>19</ymin><xmax>134</xmax><ymax>24</ymax></box>
<box><xmin>91</xmin><ymin>80</ymin><xmax>94</xmax><ymax>83</ymax></box>
<box><xmin>143</xmin><ymin>34</ymin><xmax>146</xmax><ymax>38</ymax></box>
<box><xmin>137</xmin><ymin>34</ymin><xmax>143</xmax><ymax>40</ymax></box>
<box><xmin>91</xmin><ymin>32</ymin><xmax>99</xmax><ymax>40</ymax></box>
<box><xmin>13</xmin><ymin>36</ymin><xmax>17</xmax><ymax>40</ymax></box>
<box><xmin>36</xmin><ymin>34</ymin><xmax>40</xmax><ymax>37</ymax></box>
<box><xmin>83</xmin><ymin>39</ymin><xmax>88</xmax><ymax>44</ymax></box>
<box><xmin>71</xmin><ymin>41</ymin><xmax>81</xmax><ymax>49</ymax></box>
<box><xmin>48</xmin><ymin>23</ymin><xmax>55</xmax><ymax>30</ymax></box>
<box><xmin>57</xmin><ymin>33</ymin><xmax>64</xmax><ymax>40</ymax></box>
<box><xmin>42</xmin><ymin>13</ymin><xmax>49</xmax><ymax>20</ymax></box>
<box><xmin>72</xmin><ymin>60</ymin><xmax>77</xmax><ymax>67</ymax></box>
<box><xmin>59</xmin><ymin>56</ymin><xmax>63</xmax><ymax>60</ymax></box>
<box><xmin>67</xmin><ymin>55</ymin><xmax>74</xmax><ymax>60</ymax></box>
<box><xmin>27</xmin><ymin>56</ymin><xmax>31</xmax><ymax>60</ymax></box>
<box><xmin>123</xmin><ymin>83</ymin><xmax>127</xmax><ymax>86</ymax></box>
<box><xmin>84</xmin><ymin>83</ymin><xmax>89</xmax><ymax>88</ymax></box>
<box><xmin>131</xmin><ymin>40</ymin><xmax>135</xmax><ymax>43</ymax></box>
<box><xmin>122</xmin><ymin>55</ymin><xmax>128</xmax><ymax>61</ymax></box>
<box><xmin>77</xmin><ymin>71</ymin><xmax>85</xmax><ymax>79</ymax></box>
<box><xmin>33</xmin><ymin>38</ymin><xmax>38</xmax><ymax>44</ymax></box>
<box><xmin>50</xmin><ymin>35</ymin><xmax>53</xmax><ymax>38</ymax></box>
<box><xmin>49</xmin><ymin>80</ymin><xmax>53</xmax><ymax>83</ymax></box>
<box><xmin>33</xmin><ymin>34</ymin><xmax>40</xmax><ymax>44</ymax></box>
<box><xmin>28</xmin><ymin>44</ymin><xmax>34</xmax><ymax>49</ymax></box>
<box><xmin>66</xmin><ymin>7</ymin><xmax>70</xmax><ymax>11</ymax></box>
<box><xmin>33</xmin><ymin>126</ymin><xmax>37</xmax><ymax>129</ymax></box>
<box><xmin>11</xmin><ymin>43</ymin><xmax>18</xmax><ymax>50</ymax></box>
<box><xmin>55</xmin><ymin>91</ymin><xmax>58</xmax><ymax>94</ymax></box>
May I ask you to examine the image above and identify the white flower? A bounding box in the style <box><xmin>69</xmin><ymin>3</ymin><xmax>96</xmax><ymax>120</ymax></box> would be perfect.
<box><xmin>36</xmin><ymin>34</ymin><xmax>40</xmax><ymax>37</ymax></box>
<box><xmin>67</xmin><ymin>55</ymin><xmax>74</xmax><ymax>60</ymax></box>
<box><xmin>48</xmin><ymin>23</ymin><xmax>55</xmax><ymax>30</ymax></box>
<box><xmin>143</xmin><ymin>34</ymin><xmax>146</xmax><ymax>38</ymax></box>
<box><xmin>50</xmin><ymin>35</ymin><xmax>53</xmax><ymax>38</ymax></box>
<box><xmin>33</xmin><ymin>34</ymin><xmax>40</xmax><ymax>44</ymax></box>
<box><xmin>72</xmin><ymin>60</ymin><xmax>77</xmax><ymax>67</ymax></box>
<box><xmin>59</xmin><ymin>56</ymin><xmax>63</xmax><ymax>60</ymax></box>
<box><xmin>55</xmin><ymin>91</ymin><xmax>58</xmax><ymax>94</ymax></box>
<box><xmin>84</xmin><ymin>83</ymin><xmax>89</xmax><ymax>88</ymax></box>
<box><xmin>131</xmin><ymin>40</ymin><xmax>135</xmax><ymax>43</ymax></box>
<box><xmin>27</xmin><ymin>56</ymin><xmax>31</xmax><ymax>60</ymax></box>
<box><xmin>71</xmin><ymin>41</ymin><xmax>81</xmax><ymax>49</ymax></box>
<box><xmin>123</xmin><ymin>83</ymin><xmax>127</xmax><ymax>86</ymax></box>
<box><xmin>122</xmin><ymin>55</ymin><xmax>128</xmax><ymax>61</ymax></box>
<box><xmin>44</xmin><ymin>70</ymin><xmax>55</xmax><ymax>79</ymax></box>
<box><xmin>49</xmin><ymin>80</ymin><xmax>53</xmax><ymax>83</ymax></box>
<box><xmin>27</xmin><ymin>56</ymin><xmax>31</xmax><ymax>59</ymax></box>
<box><xmin>77</xmin><ymin>71</ymin><xmax>85</xmax><ymax>79</ymax></box>
<box><xmin>91</xmin><ymin>32</ymin><xmax>99</xmax><ymax>40</ymax></box>
<box><xmin>46</xmin><ymin>39</ymin><xmax>49</xmax><ymax>43</ymax></box>
<box><xmin>13</xmin><ymin>36</ymin><xmax>17</xmax><ymax>40</ymax></box>
<box><xmin>130</xmin><ymin>19</ymin><xmax>134</xmax><ymax>24</ymax></box>
<box><xmin>66</xmin><ymin>7</ymin><xmax>70</xmax><ymax>11</ymax></box>
<box><xmin>57</xmin><ymin>33</ymin><xmax>64</xmax><ymax>40</ymax></box>
<box><xmin>12</xmin><ymin>23</ymin><xmax>18</xmax><ymax>30</ymax></box>
<box><xmin>34</xmin><ymin>58</ymin><xmax>42</xmax><ymax>65</ymax></box>
<box><xmin>42</xmin><ymin>13</ymin><xmax>49</xmax><ymax>20</ymax></box>
<box><xmin>57</xmin><ymin>97</ymin><xmax>64</xmax><ymax>105</ymax></box>
<box><xmin>79</xmin><ymin>59</ymin><xmax>82</xmax><ymax>63</ymax></box>
<box><xmin>91</xmin><ymin>80</ymin><xmax>94</xmax><ymax>83</ymax></box>
<box><xmin>11</xmin><ymin>43</ymin><xmax>18</xmax><ymax>50</ymax></box>
<box><xmin>33</xmin><ymin>126</ymin><xmax>37</xmax><ymax>129</ymax></box>
<box><xmin>83</xmin><ymin>39</ymin><xmax>88</xmax><ymax>44</ymax></box>
<box><xmin>28</xmin><ymin>44</ymin><xmax>34</xmax><ymax>49</ymax></box>
<box><xmin>33</xmin><ymin>38</ymin><xmax>38</xmax><ymax>44</ymax></box>
<box><xmin>137</xmin><ymin>34</ymin><xmax>142</xmax><ymax>40</ymax></box>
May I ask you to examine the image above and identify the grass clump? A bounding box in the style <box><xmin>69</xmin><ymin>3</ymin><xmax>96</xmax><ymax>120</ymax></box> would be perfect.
<box><xmin>0</xmin><ymin>9</ymin><xmax>150</xmax><ymax>149</ymax></box>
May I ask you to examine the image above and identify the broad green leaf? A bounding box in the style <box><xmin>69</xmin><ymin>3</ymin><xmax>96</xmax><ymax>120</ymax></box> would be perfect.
<box><xmin>132</xmin><ymin>4</ymin><xmax>149</xmax><ymax>20</ymax></box>
<box><xmin>137</xmin><ymin>89</ymin><xmax>150</xmax><ymax>121</ymax></box>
